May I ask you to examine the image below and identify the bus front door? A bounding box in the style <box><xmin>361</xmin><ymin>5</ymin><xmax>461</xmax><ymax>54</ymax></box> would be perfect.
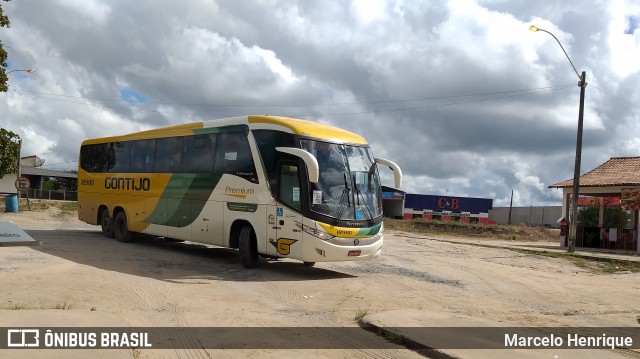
<box><xmin>270</xmin><ymin>163</ymin><xmax>304</xmax><ymax>260</ymax></box>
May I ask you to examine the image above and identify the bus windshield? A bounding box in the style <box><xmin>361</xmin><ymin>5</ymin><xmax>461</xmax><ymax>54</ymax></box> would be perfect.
<box><xmin>300</xmin><ymin>139</ymin><xmax>382</xmax><ymax>222</ymax></box>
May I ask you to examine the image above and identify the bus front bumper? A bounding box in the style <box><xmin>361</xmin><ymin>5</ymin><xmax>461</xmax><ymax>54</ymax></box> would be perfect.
<box><xmin>302</xmin><ymin>235</ymin><xmax>383</xmax><ymax>263</ymax></box>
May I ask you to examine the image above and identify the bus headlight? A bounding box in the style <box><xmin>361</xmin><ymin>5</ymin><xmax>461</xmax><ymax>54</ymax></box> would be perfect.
<box><xmin>297</xmin><ymin>223</ymin><xmax>335</xmax><ymax>241</ymax></box>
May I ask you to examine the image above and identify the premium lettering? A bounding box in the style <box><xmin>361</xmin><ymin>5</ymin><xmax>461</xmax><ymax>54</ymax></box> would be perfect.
<box><xmin>104</xmin><ymin>177</ymin><xmax>150</xmax><ymax>191</ymax></box>
<box><xmin>225</xmin><ymin>186</ymin><xmax>254</xmax><ymax>195</ymax></box>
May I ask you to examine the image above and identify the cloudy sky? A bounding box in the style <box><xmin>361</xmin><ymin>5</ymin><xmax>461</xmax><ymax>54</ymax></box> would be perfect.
<box><xmin>2</xmin><ymin>0</ymin><xmax>639</xmax><ymax>206</ymax></box>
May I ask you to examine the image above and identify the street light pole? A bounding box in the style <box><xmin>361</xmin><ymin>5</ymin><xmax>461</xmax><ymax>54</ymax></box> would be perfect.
<box><xmin>6</xmin><ymin>68</ymin><xmax>36</xmax><ymax>75</ymax></box>
<box><xmin>568</xmin><ymin>70</ymin><xmax>586</xmax><ymax>253</ymax></box>
<box><xmin>530</xmin><ymin>25</ymin><xmax>586</xmax><ymax>253</ymax></box>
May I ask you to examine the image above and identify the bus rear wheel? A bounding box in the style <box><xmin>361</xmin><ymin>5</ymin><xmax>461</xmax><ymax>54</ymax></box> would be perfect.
<box><xmin>238</xmin><ymin>225</ymin><xmax>259</xmax><ymax>268</ymax></box>
<box><xmin>114</xmin><ymin>212</ymin><xmax>134</xmax><ymax>243</ymax></box>
<box><xmin>100</xmin><ymin>209</ymin><xmax>114</xmax><ymax>238</ymax></box>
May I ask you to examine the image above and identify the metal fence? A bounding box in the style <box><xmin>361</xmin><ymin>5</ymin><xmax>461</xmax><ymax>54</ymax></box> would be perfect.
<box><xmin>21</xmin><ymin>189</ymin><xmax>78</xmax><ymax>201</ymax></box>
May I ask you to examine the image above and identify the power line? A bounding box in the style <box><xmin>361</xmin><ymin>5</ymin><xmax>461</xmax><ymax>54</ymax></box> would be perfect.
<box><xmin>23</xmin><ymin>93</ymin><xmax>205</xmax><ymax>117</ymax></box>
<box><xmin>297</xmin><ymin>86</ymin><xmax>575</xmax><ymax>118</ymax></box>
<box><xmin>16</xmin><ymin>85</ymin><xmax>574</xmax><ymax>118</ymax></box>
<box><xmin>12</xmin><ymin>84</ymin><xmax>574</xmax><ymax>108</ymax></box>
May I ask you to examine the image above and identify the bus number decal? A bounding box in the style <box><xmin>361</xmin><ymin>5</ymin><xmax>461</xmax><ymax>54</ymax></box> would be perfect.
<box><xmin>270</xmin><ymin>238</ymin><xmax>297</xmax><ymax>255</ymax></box>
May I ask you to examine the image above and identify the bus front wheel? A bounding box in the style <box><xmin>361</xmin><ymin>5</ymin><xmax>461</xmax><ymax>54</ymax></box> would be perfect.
<box><xmin>100</xmin><ymin>209</ymin><xmax>114</xmax><ymax>238</ymax></box>
<box><xmin>114</xmin><ymin>212</ymin><xmax>134</xmax><ymax>243</ymax></box>
<box><xmin>238</xmin><ymin>225</ymin><xmax>259</xmax><ymax>268</ymax></box>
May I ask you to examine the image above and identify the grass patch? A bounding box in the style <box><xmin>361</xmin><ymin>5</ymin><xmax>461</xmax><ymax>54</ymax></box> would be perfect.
<box><xmin>353</xmin><ymin>308</ymin><xmax>369</xmax><ymax>322</ymax></box>
<box><xmin>384</xmin><ymin>218</ymin><xmax>559</xmax><ymax>242</ymax></box>
<box><xmin>591</xmin><ymin>259</ymin><xmax>640</xmax><ymax>274</ymax></box>
<box><xmin>60</xmin><ymin>202</ymin><xmax>78</xmax><ymax>211</ymax></box>
<box><xmin>53</xmin><ymin>300</ymin><xmax>73</xmax><ymax>310</ymax></box>
<box><xmin>6</xmin><ymin>302</ymin><xmax>29</xmax><ymax>310</ymax></box>
<box><xmin>509</xmin><ymin>248</ymin><xmax>640</xmax><ymax>274</ymax></box>
<box><xmin>8</xmin><ymin>199</ymin><xmax>78</xmax><ymax>213</ymax></box>
<box><xmin>18</xmin><ymin>199</ymin><xmax>49</xmax><ymax>211</ymax></box>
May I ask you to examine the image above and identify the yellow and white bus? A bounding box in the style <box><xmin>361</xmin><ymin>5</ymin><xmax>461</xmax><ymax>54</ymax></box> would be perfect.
<box><xmin>78</xmin><ymin>115</ymin><xmax>402</xmax><ymax>267</ymax></box>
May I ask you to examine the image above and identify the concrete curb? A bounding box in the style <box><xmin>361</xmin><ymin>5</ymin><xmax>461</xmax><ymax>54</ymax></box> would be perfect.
<box><xmin>358</xmin><ymin>318</ymin><xmax>458</xmax><ymax>359</ymax></box>
<box><xmin>357</xmin><ymin>311</ymin><xmax>634</xmax><ymax>359</ymax></box>
<box><xmin>418</xmin><ymin>235</ymin><xmax>640</xmax><ymax>263</ymax></box>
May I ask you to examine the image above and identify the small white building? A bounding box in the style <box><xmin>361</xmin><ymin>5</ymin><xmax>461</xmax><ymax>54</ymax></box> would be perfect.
<box><xmin>549</xmin><ymin>156</ymin><xmax>640</xmax><ymax>253</ymax></box>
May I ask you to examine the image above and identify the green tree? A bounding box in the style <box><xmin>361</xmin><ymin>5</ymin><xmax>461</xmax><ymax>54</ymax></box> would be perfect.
<box><xmin>0</xmin><ymin>2</ymin><xmax>21</xmax><ymax>180</ymax></box>
<box><xmin>578</xmin><ymin>206</ymin><xmax>629</xmax><ymax>228</ymax></box>
<box><xmin>52</xmin><ymin>170</ymin><xmax>78</xmax><ymax>191</ymax></box>
<box><xmin>605</xmin><ymin>207</ymin><xmax>629</xmax><ymax>229</ymax></box>
<box><xmin>0</xmin><ymin>0</ymin><xmax>12</xmax><ymax>92</ymax></box>
<box><xmin>42</xmin><ymin>179</ymin><xmax>55</xmax><ymax>191</ymax></box>
<box><xmin>0</xmin><ymin>127</ymin><xmax>20</xmax><ymax>178</ymax></box>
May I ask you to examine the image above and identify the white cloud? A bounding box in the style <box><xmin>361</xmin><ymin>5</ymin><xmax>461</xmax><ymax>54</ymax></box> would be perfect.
<box><xmin>607</xmin><ymin>1</ymin><xmax>640</xmax><ymax>78</ymax></box>
<box><xmin>515</xmin><ymin>171</ymin><xmax>545</xmax><ymax>192</ymax></box>
<box><xmin>351</xmin><ymin>0</ymin><xmax>387</xmax><ymax>25</ymax></box>
<box><xmin>1</xmin><ymin>0</ymin><xmax>639</xmax><ymax>205</ymax></box>
<box><xmin>19</xmin><ymin>127</ymin><xmax>55</xmax><ymax>156</ymax></box>
<box><xmin>57</xmin><ymin>0</ymin><xmax>111</xmax><ymax>25</ymax></box>
<box><xmin>253</xmin><ymin>47</ymin><xmax>298</xmax><ymax>84</ymax></box>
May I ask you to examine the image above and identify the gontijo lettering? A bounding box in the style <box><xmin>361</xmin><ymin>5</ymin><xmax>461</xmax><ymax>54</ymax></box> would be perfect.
<box><xmin>104</xmin><ymin>177</ymin><xmax>150</xmax><ymax>191</ymax></box>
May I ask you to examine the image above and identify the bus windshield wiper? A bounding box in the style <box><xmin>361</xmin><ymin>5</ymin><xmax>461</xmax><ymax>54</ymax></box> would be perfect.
<box><xmin>334</xmin><ymin>173</ymin><xmax>351</xmax><ymax>224</ymax></box>
<box><xmin>352</xmin><ymin>173</ymin><xmax>374</xmax><ymax>224</ymax></box>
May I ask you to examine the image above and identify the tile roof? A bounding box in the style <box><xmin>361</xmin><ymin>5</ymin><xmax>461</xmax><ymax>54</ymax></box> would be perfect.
<box><xmin>549</xmin><ymin>157</ymin><xmax>640</xmax><ymax>188</ymax></box>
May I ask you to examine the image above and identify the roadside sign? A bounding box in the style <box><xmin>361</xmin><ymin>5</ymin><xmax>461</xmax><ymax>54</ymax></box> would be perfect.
<box><xmin>15</xmin><ymin>176</ymin><xmax>30</xmax><ymax>191</ymax></box>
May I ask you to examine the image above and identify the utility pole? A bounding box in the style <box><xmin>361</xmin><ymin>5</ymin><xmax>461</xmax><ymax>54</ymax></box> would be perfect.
<box><xmin>508</xmin><ymin>189</ymin><xmax>513</xmax><ymax>225</ymax></box>
<box><xmin>530</xmin><ymin>25</ymin><xmax>587</xmax><ymax>253</ymax></box>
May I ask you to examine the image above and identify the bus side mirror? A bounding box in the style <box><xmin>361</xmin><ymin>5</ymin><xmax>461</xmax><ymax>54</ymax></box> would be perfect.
<box><xmin>276</xmin><ymin>147</ymin><xmax>319</xmax><ymax>183</ymax></box>
<box><xmin>374</xmin><ymin>157</ymin><xmax>402</xmax><ymax>189</ymax></box>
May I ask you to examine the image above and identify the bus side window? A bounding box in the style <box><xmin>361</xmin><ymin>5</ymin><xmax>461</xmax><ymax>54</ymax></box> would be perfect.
<box><xmin>154</xmin><ymin>137</ymin><xmax>184</xmax><ymax>173</ymax></box>
<box><xmin>214</xmin><ymin>132</ymin><xmax>257</xmax><ymax>182</ymax></box>
<box><xmin>81</xmin><ymin>143</ymin><xmax>112</xmax><ymax>172</ymax></box>
<box><xmin>278</xmin><ymin>163</ymin><xmax>301</xmax><ymax>211</ymax></box>
<box><xmin>110</xmin><ymin>141</ymin><xmax>131</xmax><ymax>173</ymax></box>
<box><xmin>129</xmin><ymin>139</ymin><xmax>156</xmax><ymax>173</ymax></box>
<box><xmin>253</xmin><ymin>130</ymin><xmax>295</xmax><ymax>194</ymax></box>
<box><xmin>181</xmin><ymin>134</ymin><xmax>216</xmax><ymax>173</ymax></box>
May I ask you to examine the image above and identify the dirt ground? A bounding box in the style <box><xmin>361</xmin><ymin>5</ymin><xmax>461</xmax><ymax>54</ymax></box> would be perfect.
<box><xmin>1</xmin><ymin>201</ymin><xmax>639</xmax><ymax>358</ymax></box>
